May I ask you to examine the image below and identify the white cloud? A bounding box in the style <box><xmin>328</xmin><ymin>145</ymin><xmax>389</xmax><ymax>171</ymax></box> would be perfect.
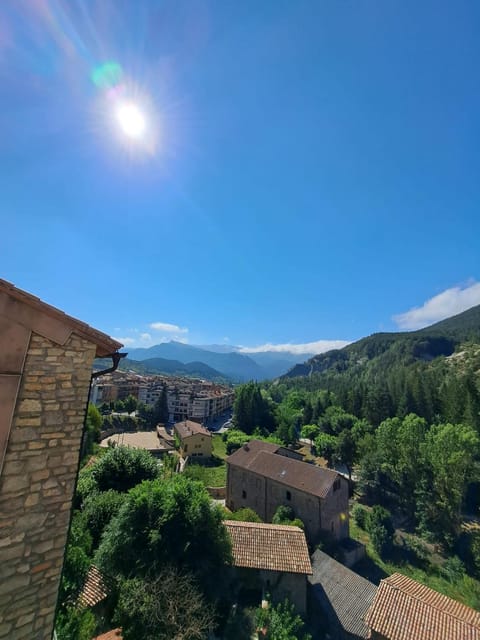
<box><xmin>149</xmin><ymin>322</ymin><xmax>188</xmax><ymax>334</ymax></box>
<box><xmin>393</xmin><ymin>281</ymin><xmax>480</xmax><ymax>330</ymax></box>
<box><xmin>239</xmin><ymin>340</ymin><xmax>351</xmax><ymax>355</ymax></box>
<box><xmin>113</xmin><ymin>331</ymin><xmax>155</xmax><ymax>348</ymax></box>
<box><xmin>112</xmin><ymin>336</ymin><xmax>138</xmax><ymax>347</ymax></box>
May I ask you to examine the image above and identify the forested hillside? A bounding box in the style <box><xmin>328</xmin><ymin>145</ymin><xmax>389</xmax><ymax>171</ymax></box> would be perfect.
<box><xmin>282</xmin><ymin>305</ymin><xmax>480</xmax><ymax>428</ymax></box>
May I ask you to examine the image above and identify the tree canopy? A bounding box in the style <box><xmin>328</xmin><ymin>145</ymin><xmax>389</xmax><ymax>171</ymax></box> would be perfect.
<box><xmin>96</xmin><ymin>475</ymin><xmax>232</xmax><ymax>597</ymax></box>
<box><xmin>91</xmin><ymin>445</ymin><xmax>159</xmax><ymax>493</ymax></box>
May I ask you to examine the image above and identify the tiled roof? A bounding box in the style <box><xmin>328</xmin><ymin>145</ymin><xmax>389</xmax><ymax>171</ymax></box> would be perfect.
<box><xmin>227</xmin><ymin>440</ymin><xmax>341</xmax><ymax>498</ymax></box>
<box><xmin>309</xmin><ymin>549</ymin><xmax>377</xmax><ymax>639</ymax></box>
<box><xmin>0</xmin><ymin>279</ymin><xmax>122</xmax><ymax>357</ymax></box>
<box><xmin>224</xmin><ymin>520</ymin><xmax>312</xmax><ymax>575</ymax></box>
<box><xmin>78</xmin><ymin>565</ymin><xmax>109</xmax><ymax>608</ymax></box>
<box><xmin>174</xmin><ymin>420</ymin><xmax>211</xmax><ymax>439</ymax></box>
<box><xmin>365</xmin><ymin>573</ymin><xmax>480</xmax><ymax>640</ymax></box>
<box><xmin>92</xmin><ymin>630</ymin><xmax>123</xmax><ymax>640</ymax></box>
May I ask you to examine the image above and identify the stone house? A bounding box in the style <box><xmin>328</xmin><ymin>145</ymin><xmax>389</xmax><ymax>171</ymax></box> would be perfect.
<box><xmin>173</xmin><ymin>419</ymin><xmax>212</xmax><ymax>458</ymax></box>
<box><xmin>224</xmin><ymin>520</ymin><xmax>312</xmax><ymax>614</ymax></box>
<box><xmin>0</xmin><ymin>279</ymin><xmax>122</xmax><ymax>640</ymax></box>
<box><xmin>364</xmin><ymin>573</ymin><xmax>480</xmax><ymax>640</ymax></box>
<box><xmin>226</xmin><ymin>440</ymin><xmax>349</xmax><ymax>543</ymax></box>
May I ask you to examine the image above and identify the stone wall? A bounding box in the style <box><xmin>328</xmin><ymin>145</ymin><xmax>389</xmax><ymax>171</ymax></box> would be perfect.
<box><xmin>0</xmin><ymin>332</ymin><xmax>96</xmax><ymax>640</ymax></box>
<box><xmin>226</xmin><ymin>462</ymin><xmax>349</xmax><ymax>543</ymax></box>
<box><xmin>320</xmin><ymin>477</ymin><xmax>349</xmax><ymax>541</ymax></box>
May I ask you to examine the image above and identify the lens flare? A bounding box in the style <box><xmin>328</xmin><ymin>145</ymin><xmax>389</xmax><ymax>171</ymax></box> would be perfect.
<box><xmin>91</xmin><ymin>62</ymin><xmax>123</xmax><ymax>89</ymax></box>
<box><xmin>115</xmin><ymin>102</ymin><xmax>147</xmax><ymax>139</ymax></box>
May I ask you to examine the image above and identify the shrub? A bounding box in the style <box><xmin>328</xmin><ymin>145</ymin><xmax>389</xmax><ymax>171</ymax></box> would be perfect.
<box><xmin>367</xmin><ymin>505</ymin><xmax>394</xmax><ymax>557</ymax></box>
<box><xmin>255</xmin><ymin>599</ymin><xmax>311</xmax><ymax>640</ymax></box>
<box><xmin>91</xmin><ymin>446</ymin><xmax>159</xmax><ymax>493</ymax></box>
<box><xmin>442</xmin><ymin>556</ymin><xmax>465</xmax><ymax>582</ymax></box>
<box><xmin>352</xmin><ymin>504</ymin><xmax>368</xmax><ymax>529</ymax></box>
<box><xmin>272</xmin><ymin>505</ymin><xmax>295</xmax><ymax>524</ymax></box>
<box><xmin>227</xmin><ymin>508</ymin><xmax>263</xmax><ymax>523</ymax></box>
<box><xmin>224</xmin><ymin>429</ymin><xmax>251</xmax><ymax>455</ymax></box>
<box><xmin>82</xmin><ymin>490</ymin><xmax>126</xmax><ymax>548</ymax></box>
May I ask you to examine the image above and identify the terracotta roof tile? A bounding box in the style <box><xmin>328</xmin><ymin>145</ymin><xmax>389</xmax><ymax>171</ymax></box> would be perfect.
<box><xmin>227</xmin><ymin>440</ymin><xmax>341</xmax><ymax>498</ymax></box>
<box><xmin>78</xmin><ymin>565</ymin><xmax>109</xmax><ymax>608</ymax></box>
<box><xmin>224</xmin><ymin>520</ymin><xmax>312</xmax><ymax>575</ymax></box>
<box><xmin>174</xmin><ymin>420</ymin><xmax>211</xmax><ymax>439</ymax></box>
<box><xmin>92</xmin><ymin>630</ymin><xmax>123</xmax><ymax>640</ymax></box>
<box><xmin>365</xmin><ymin>573</ymin><xmax>480</xmax><ymax>640</ymax></box>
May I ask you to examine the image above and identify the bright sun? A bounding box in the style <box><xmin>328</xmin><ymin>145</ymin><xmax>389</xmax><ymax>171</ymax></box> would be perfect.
<box><xmin>115</xmin><ymin>102</ymin><xmax>147</xmax><ymax>139</ymax></box>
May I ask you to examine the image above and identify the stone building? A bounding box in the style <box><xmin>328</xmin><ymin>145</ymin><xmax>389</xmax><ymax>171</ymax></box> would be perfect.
<box><xmin>174</xmin><ymin>419</ymin><xmax>212</xmax><ymax>458</ymax></box>
<box><xmin>224</xmin><ymin>520</ymin><xmax>312</xmax><ymax>614</ymax></box>
<box><xmin>0</xmin><ymin>279</ymin><xmax>122</xmax><ymax>640</ymax></box>
<box><xmin>226</xmin><ymin>440</ymin><xmax>349</xmax><ymax>543</ymax></box>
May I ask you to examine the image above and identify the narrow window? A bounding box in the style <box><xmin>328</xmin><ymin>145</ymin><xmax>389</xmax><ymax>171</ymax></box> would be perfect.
<box><xmin>286</xmin><ymin>491</ymin><xmax>291</xmax><ymax>501</ymax></box>
<box><xmin>242</xmin><ymin>490</ymin><xmax>247</xmax><ymax>499</ymax></box>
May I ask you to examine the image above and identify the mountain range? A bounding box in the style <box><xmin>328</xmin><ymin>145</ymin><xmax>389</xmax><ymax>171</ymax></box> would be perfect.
<box><xmin>121</xmin><ymin>342</ymin><xmax>314</xmax><ymax>382</ymax></box>
<box><xmin>114</xmin><ymin>305</ymin><xmax>480</xmax><ymax>385</ymax></box>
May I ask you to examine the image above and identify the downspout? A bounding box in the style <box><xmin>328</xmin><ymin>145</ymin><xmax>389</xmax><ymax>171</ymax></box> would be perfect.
<box><xmin>91</xmin><ymin>351</ymin><xmax>127</xmax><ymax>379</ymax></box>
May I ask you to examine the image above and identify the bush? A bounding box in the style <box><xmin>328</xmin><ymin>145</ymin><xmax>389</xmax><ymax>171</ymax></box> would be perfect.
<box><xmin>82</xmin><ymin>490</ymin><xmax>126</xmax><ymax>548</ymax></box>
<box><xmin>255</xmin><ymin>599</ymin><xmax>311</xmax><ymax>640</ymax></box>
<box><xmin>442</xmin><ymin>556</ymin><xmax>465</xmax><ymax>582</ymax></box>
<box><xmin>75</xmin><ymin>466</ymin><xmax>98</xmax><ymax>509</ymax></box>
<box><xmin>91</xmin><ymin>446</ymin><xmax>159</xmax><ymax>493</ymax></box>
<box><xmin>226</xmin><ymin>508</ymin><xmax>263</xmax><ymax>523</ymax></box>
<box><xmin>352</xmin><ymin>504</ymin><xmax>368</xmax><ymax>529</ymax></box>
<box><xmin>223</xmin><ymin>429</ymin><xmax>251</xmax><ymax>455</ymax></box>
<box><xmin>272</xmin><ymin>505</ymin><xmax>295</xmax><ymax>525</ymax></box>
<box><xmin>55</xmin><ymin>607</ymin><xmax>96</xmax><ymax>640</ymax></box>
<box><xmin>367</xmin><ymin>505</ymin><xmax>394</xmax><ymax>557</ymax></box>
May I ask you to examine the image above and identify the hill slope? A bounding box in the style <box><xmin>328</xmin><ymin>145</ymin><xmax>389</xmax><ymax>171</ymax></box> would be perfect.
<box><xmin>285</xmin><ymin>304</ymin><xmax>480</xmax><ymax>380</ymax></box>
<box><xmin>94</xmin><ymin>356</ymin><xmax>229</xmax><ymax>382</ymax></box>
<box><xmin>280</xmin><ymin>305</ymin><xmax>480</xmax><ymax>428</ymax></box>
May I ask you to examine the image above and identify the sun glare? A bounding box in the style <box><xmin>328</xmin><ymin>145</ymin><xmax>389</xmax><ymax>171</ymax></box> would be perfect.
<box><xmin>115</xmin><ymin>102</ymin><xmax>147</xmax><ymax>139</ymax></box>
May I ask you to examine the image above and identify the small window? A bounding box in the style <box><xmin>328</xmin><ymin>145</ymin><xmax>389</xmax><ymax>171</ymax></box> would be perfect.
<box><xmin>242</xmin><ymin>490</ymin><xmax>247</xmax><ymax>499</ymax></box>
<box><xmin>286</xmin><ymin>491</ymin><xmax>291</xmax><ymax>501</ymax></box>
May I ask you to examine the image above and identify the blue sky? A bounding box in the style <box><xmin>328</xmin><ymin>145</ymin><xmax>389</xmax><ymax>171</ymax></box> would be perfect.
<box><xmin>1</xmin><ymin>1</ymin><xmax>479</xmax><ymax>354</ymax></box>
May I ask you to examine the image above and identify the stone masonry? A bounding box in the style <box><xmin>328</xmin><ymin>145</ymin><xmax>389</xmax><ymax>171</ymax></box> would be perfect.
<box><xmin>0</xmin><ymin>279</ymin><xmax>122</xmax><ymax>640</ymax></box>
<box><xmin>0</xmin><ymin>334</ymin><xmax>96</xmax><ymax>639</ymax></box>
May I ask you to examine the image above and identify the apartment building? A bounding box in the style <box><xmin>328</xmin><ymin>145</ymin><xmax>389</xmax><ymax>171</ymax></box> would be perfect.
<box><xmin>93</xmin><ymin>372</ymin><xmax>234</xmax><ymax>423</ymax></box>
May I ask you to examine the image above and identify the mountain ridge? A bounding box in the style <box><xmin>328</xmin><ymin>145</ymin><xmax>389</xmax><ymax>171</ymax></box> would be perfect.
<box><xmin>283</xmin><ymin>304</ymin><xmax>480</xmax><ymax>379</ymax></box>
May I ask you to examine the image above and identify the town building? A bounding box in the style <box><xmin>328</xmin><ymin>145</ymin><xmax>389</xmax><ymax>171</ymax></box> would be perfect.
<box><xmin>226</xmin><ymin>440</ymin><xmax>349</xmax><ymax>543</ymax></box>
<box><xmin>0</xmin><ymin>279</ymin><xmax>122</xmax><ymax>640</ymax></box>
<box><xmin>309</xmin><ymin>549</ymin><xmax>377</xmax><ymax>640</ymax></box>
<box><xmin>364</xmin><ymin>573</ymin><xmax>480</xmax><ymax>640</ymax></box>
<box><xmin>174</xmin><ymin>419</ymin><xmax>212</xmax><ymax>458</ymax></box>
<box><xmin>92</xmin><ymin>372</ymin><xmax>234</xmax><ymax>424</ymax></box>
<box><xmin>224</xmin><ymin>520</ymin><xmax>312</xmax><ymax>614</ymax></box>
